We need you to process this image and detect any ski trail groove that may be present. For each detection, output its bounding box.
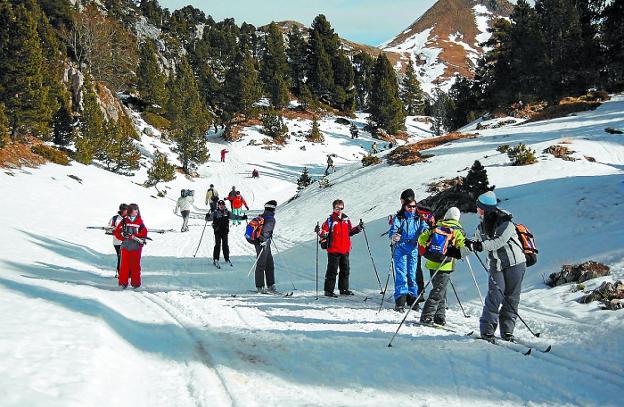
[135,292,239,407]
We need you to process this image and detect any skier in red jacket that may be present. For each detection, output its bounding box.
[113,203,148,288]
[220,148,229,162]
[315,199,364,297]
[227,191,249,225]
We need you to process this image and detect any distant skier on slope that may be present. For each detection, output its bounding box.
[370,142,378,154]
[249,200,278,293]
[387,197,428,311]
[252,168,259,178]
[205,184,219,212]
[210,199,235,268]
[175,189,194,232]
[108,203,128,278]
[465,191,526,343]
[227,190,249,226]
[349,123,359,139]
[114,203,148,289]
[324,154,335,175]
[315,199,364,297]
[220,148,229,162]
[417,207,466,325]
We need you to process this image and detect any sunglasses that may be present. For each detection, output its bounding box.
[407,205,418,209]
[334,207,344,210]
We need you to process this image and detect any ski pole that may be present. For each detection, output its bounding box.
[193,220,209,258]
[473,252,540,337]
[465,257,484,306]
[378,244,395,313]
[315,222,319,300]
[361,221,383,293]
[388,257,448,347]
[271,238,297,291]
[449,278,469,318]
[247,243,266,278]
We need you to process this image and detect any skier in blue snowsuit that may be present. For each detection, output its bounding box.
[388,198,429,312]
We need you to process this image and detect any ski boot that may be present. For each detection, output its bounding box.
[324,291,338,298]
[394,295,407,312]
[340,289,354,296]
[501,332,515,342]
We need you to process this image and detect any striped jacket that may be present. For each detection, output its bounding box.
[474,210,525,272]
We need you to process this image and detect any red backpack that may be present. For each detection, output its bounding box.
[514,223,538,267]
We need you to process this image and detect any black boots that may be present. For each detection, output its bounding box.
[394,294,407,312]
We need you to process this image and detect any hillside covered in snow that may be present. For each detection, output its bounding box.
[1,92,623,406]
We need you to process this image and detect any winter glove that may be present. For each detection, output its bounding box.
[205,212,211,222]
[464,239,473,251]
[473,241,483,252]
[359,219,365,229]
[314,224,321,234]
[260,240,269,247]
[391,233,401,243]
[241,214,248,220]
[446,245,462,259]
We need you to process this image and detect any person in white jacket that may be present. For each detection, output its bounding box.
[175,190,194,232]
[108,203,128,277]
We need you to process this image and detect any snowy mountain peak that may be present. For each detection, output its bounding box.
[381,0,514,94]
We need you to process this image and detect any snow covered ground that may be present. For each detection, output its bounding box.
[1,99,623,406]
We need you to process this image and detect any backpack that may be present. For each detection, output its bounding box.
[319,217,333,250]
[423,226,457,263]
[244,216,265,244]
[514,223,538,267]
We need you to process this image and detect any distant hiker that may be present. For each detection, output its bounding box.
[205,184,219,212]
[252,169,259,178]
[252,200,277,293]
[388,142,394,149]
[388,197,429,311]
[370,142,378,154]
[417,207,466,325]
[228,190,249,226]
[350,123,359,139]
[220,148,229,162]
[315,199,364,297]
[175,189,194,232]
[324,155,335,175]
[113,203,147,289]
[109,203,128,278]
[210,199,234,268]
[467,191,526,343]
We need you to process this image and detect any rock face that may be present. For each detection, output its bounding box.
[546,261,611,287]
[580,281,624,311]
[380,0,514,93]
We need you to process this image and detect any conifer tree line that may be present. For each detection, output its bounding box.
[440,0,624,132]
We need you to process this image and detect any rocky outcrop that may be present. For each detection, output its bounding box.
[546,261,611,287]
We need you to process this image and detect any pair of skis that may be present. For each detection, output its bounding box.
[410,320,552,356]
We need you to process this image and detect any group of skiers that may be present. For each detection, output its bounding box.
[108,203,147,289]
[107,183,527,343]
[311,188,527,343]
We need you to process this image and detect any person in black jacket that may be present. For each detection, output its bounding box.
[255,200,277,293]
[210,200,235,268]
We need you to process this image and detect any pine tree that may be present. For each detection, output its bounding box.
[224,50,262,120]
[400,63,425,115]
[353,51,375,110]
[137,39,168,107]
[166,57,211,173]
[0,2,52,139]
[76,80,105,164]
[602,0,624,86]
[332,52,355,113]
[463,160,490,197]
[52,90,74,146]
[306,115,324,142]
[299,83,317,111]
[369,54,405,134]
[447,76,478,131]
[431,88,448,137]
[286,25,307,95]
[307,21,334,102]
[146,150,176,186]
[0,103,8,148]
[261,107,288,140]
[261,22,290,108]
[100,120,141,174]
[297,167,312,190]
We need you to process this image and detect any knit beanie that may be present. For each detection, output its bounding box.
[400,188,415,202]
[476,191,497,212]
[444,207,461,221]
[264,200,277,210]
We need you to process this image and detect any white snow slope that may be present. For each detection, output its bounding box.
[1,98,623,406]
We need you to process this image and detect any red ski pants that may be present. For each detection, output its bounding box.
[118,249,142,287]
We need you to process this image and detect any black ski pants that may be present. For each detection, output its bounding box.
[324,252,350,293]
[254,242,275,288]
[213,232,229,262]
[114,244,121,274]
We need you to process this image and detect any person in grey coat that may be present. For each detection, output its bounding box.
[254,200,277,293]
[466,191,526,343]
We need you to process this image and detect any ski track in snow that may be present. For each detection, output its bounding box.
[2,99,624,405]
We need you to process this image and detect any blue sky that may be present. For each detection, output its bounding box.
[158,0,441,46]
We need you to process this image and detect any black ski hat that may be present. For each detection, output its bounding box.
[119,203,128,212]
[264,200,277,210]
[400,188,415,202]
